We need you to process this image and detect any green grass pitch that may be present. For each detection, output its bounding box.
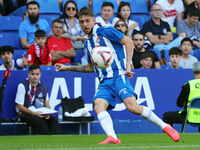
[0,133,200,150]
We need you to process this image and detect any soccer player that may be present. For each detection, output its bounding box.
[55,7,180,144]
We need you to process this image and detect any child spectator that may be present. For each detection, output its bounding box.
[179,38,198,68]
[165,47,183,69]
[140,52,154,69]
[27,30,52,66]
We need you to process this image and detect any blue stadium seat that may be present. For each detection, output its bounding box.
[93,0,118,18]
[0,16,22,32]
[40,66,55,70]
[74,49,85,64]
[34,0,61,21]
[40,16,54,27]
[161,65,168,69]
[122,0,149,14]
[130,15,149,30]
[0,33,22,49]
[194,49,200,61]
[150,49,161,59]
[13,50,27,61]
[62,0,89,11]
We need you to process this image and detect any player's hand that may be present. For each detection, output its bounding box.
[126,64,134,79]
[54,63,69,72]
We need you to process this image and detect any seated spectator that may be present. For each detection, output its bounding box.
[165,47,183,69]
[179,38,198,68]
[131,30,161,69]
[163,61,200,131]
[0,46,28,70]
[47,19,75,66]
[139,52,154,69]
[58,0,86,50]
[15,64,60,135]
[176,9,200,49]
[19,1,50,49]
[27,30,52,66]
[184,0,200,20]
[156,0,184,29]
[95,2,114,27]
[112,2,140,36]
[142,3,183,51]
[114,19,129,36]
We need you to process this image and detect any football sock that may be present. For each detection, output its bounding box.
[141,106,167,130]
[97,111,118,140]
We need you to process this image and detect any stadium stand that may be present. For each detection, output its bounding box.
[34,0,61,21]
[150,49,161,59]
[0,16,22,32]
[194,49,200,61]
[0,33,22,49]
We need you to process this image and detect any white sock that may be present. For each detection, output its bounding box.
[97,111,118,140]
[141,106,167,130]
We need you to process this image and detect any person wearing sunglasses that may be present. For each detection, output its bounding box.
[19,1,50,49]
[58,0,86,46]
[95,2,114,27]
[111,2,140,37]
[114,19,128,36]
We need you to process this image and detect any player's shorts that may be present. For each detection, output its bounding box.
[93,74,137,109]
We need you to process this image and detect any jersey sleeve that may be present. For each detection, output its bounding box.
[19,22,27,38]
[101,27,125,43]
[26,44,35,64]
[15,83,26,105]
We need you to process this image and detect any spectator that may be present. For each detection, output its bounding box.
[156,0,184,29]
[15,64,60,135]
[112,2,140,36]
[163,61,200,131]
[19,1,50,49]
[0,46,28,70]
[95,2,114,27]
[165,47,183,69]
[27,30,52,66]
[183,0,195,6]
[176,9,200,49]
[140,52,154,69]
[184,0,200,20]
[58,0,86,49]
[142,3,183,51]
[114,19,129,36]
[132,30,161,69]
[48,19,75,66]
[179,38,198,68]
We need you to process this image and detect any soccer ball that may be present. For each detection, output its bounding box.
[91,46,114,69]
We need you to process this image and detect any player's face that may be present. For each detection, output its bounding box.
[27,4,40,17]
[119,6,130,19]
[115,21,127,34]
[180,41,193,54]
[52,22,63,36]
[34,37,47,47]
[101,6,114,21]
[28,69,41,85]
[0,51,13,64]
[133,34,145,51]
[151,5,163,19]
[79,15,96,37]
[140,57,153,69]
[65,2,77,18]
[169,54,181,68]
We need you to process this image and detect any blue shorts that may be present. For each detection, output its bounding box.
[93,75,137,110]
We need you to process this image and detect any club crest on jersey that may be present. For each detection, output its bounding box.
[96,37,100,43]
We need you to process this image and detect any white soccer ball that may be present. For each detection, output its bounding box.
[91,46,114,69]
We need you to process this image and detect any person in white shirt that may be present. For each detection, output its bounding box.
[179,38,198,68]
[95,2,114,27]
[156,0,184,29]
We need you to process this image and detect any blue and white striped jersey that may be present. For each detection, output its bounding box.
[85,25,127,81]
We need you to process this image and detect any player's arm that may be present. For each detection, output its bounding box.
[55,63,95,73]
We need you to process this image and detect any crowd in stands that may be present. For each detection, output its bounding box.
[0,0,199,70]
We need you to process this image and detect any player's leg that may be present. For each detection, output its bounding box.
[123,96,180,142]
[94,98,121,144]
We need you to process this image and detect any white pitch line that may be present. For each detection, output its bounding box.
[21,145,200,150]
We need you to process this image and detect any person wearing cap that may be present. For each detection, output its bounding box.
[0,46,28,70]
[163,61,200,131]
